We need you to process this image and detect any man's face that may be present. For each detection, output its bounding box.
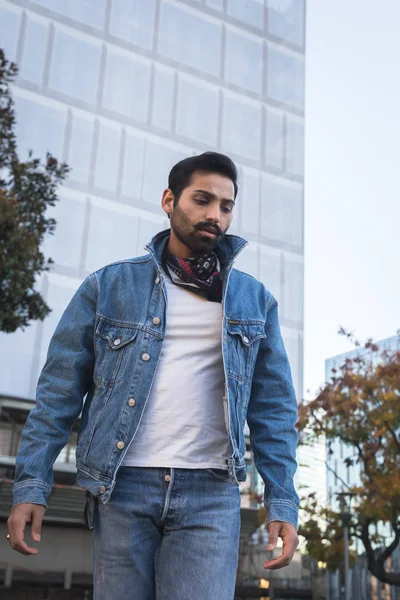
[163,172,235,256]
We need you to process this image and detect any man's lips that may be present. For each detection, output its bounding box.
[198,226,219,238]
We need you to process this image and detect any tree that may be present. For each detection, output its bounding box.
[0,48,69,333]
[298,330,400,587]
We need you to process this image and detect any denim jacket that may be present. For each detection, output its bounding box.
[13,229,299,528]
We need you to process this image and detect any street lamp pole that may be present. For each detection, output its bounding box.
[337,493,354,600]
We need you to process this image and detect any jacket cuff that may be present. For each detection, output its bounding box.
[12,480,51,509]
[265,499,298,529]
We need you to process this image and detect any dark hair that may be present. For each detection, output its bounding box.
[168,152,238,205]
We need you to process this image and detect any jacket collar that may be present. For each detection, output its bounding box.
[145,228,248,272]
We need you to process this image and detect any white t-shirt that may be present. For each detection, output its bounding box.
[122,274,230,469]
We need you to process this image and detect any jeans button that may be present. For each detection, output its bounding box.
[164,474,171,482]
[99,485,106,494]
[116,441,125,450]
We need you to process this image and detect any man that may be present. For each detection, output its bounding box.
[7,152,299,599]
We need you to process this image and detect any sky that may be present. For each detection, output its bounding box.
[304,0,400,397]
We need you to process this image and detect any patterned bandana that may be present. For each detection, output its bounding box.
[163,246,222,303]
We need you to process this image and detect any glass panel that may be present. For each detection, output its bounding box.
[222,93,261,161]
[49,28,102,106]
[19,15,48,85]
[103,49,151,122]
[265,107,284,170]
[283,254,303,322]
[121,130,146,201]
[158,2,222,77]
[205,0,223,10]
[0,4,20,61]
[176,76,219,145]
[32,0,106,30]
[267,45,304,111]
[261,175,303,248]
[142,140,188,206]
[109,0,156,49]
[281,326,301,400]
[68,112,94,184]
[259,245,281,304]
[225,28,263,94]
[0,327,36,399]
[227,0,264,29]
[42,197,86,270]
[267,0,305,48]
[93,122,121,194]
[233,243,258,279]
[286,116,304,177]
[85,203,138,272]
[152,65,175,132]
[14,94,67,160]
[239,168,260,236]
[136,213,166,256]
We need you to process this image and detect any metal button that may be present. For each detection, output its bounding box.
[243,336,249,344]
[164,474,171,482]
[128,398,136,407]
[142,353,150,362]
[152,317,160,325]
[116,441,125,450]
[155,277,160,284]
[114,338,121,346]
[99,485,106,494]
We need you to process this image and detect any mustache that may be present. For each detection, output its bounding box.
[195,223,222,237]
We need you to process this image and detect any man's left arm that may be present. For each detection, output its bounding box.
[247,295,299,568]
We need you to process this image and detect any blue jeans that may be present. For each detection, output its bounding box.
[93,466,241,600]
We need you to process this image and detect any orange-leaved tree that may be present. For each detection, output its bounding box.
[298,331,400,586]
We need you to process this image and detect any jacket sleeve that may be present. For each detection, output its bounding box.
[247,295,299,528]
[13,274,97,508]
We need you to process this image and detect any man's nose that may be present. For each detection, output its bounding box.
[204,204,221,223]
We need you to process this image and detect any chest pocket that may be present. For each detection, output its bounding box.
[94,318,139,388]
[226,320,266,383]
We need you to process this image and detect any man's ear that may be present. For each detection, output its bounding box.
[161,189,174,219]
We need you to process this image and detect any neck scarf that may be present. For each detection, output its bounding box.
[163,246,222,303]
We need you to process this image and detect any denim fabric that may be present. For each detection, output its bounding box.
[13,229,299,527]
[93,466,241,600]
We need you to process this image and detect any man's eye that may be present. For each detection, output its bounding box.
[222,206,232,214]
[195,198,208,205]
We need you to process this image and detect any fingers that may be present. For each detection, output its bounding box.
[7,503,45,556]
[263,521,299,570]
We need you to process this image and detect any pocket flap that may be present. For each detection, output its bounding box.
[96,319,138,349]
[227,321,266,346]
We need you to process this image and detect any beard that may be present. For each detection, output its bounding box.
[170,204,225,256]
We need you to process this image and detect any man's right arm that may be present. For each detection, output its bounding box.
[12,273,98,508]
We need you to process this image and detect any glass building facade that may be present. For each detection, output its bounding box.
[0,0,305,413]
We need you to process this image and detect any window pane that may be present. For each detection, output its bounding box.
[67,112,94,184]
[121,131,146,201]
[158,2,222,77]
[32,0,106,30]
[285,116,304,177]
[0,327,36,399]
[86,203,138,272]
[49,28,102,106]
[93,122,121,194]
[19,15,48,85]
[152,65,175,132]
[136,213,166,256]
[267,46,304,111]
[283,254,303,322]
[265,107,284,170]
[14,94,67,160]
[109,0,156,49]
[259,245,282,304]
[205,0,223,10]
[176,76,219,145]
[233,242,258,279]
[239,168,260,236]
[227,0,264,29]
[103,49,151,122]
[0,4,21,61]
[142,140,188,205]
[222,93,261,161]
[267,0,305,48]
[225,28,263,94]
[281,326,301,400]
[261,175,303,248]
[43,197,86,270]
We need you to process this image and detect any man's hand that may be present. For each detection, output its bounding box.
[263,521,298,570]
[7,503,46,555]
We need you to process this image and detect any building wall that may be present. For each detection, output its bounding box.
[0,0,305,406]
